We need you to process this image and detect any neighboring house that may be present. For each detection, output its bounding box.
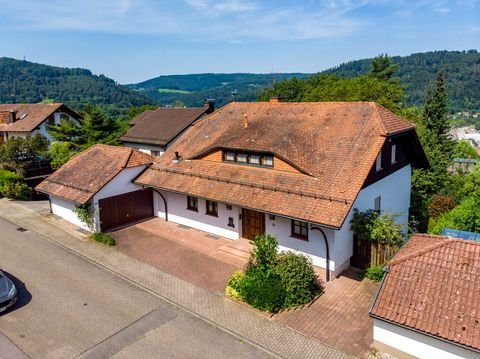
[0,103,81,143]
[120,100,215,156]
[134,100,429,279]
[36,144,154,232]
[370,233,480,359]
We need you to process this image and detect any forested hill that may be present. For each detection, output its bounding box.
[130,50,479,111]
[0,57,154,114]
[324,50,480,112]
[128,73,311,108]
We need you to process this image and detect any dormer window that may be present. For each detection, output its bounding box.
[225,152,235,162]
[263,155,273,167]
[249,154,261,165]
[236,153,248,163]
[222,150,274,168]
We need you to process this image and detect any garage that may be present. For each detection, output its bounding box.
[99,189,154,231]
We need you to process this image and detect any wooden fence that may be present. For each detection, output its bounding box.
[351,236,400,270]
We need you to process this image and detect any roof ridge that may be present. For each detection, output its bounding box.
[388,235,456,266]
[370,102,389,136]
[123,147,135,168]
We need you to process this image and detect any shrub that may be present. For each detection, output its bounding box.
[351,208,405,245]
[0,169,31,199]
[365,265,384,282]
[226,234,323,312]
[90,233,116,246]
[75,204,94,230]
[275,252,323,307]
[246,234,278,273]
[225,270,245,301]
[428,194,456,219]
[1,181,31,200]
[238,269,286,313]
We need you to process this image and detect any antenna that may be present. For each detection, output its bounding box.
[231,89,237,102]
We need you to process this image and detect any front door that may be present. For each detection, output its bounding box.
[242,209,265,241]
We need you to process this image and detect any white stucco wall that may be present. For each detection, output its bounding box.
[155,191,240,239]
[333,165,412,270]
[50,195,91,231]
[90,165,148,232]
[373,319,479,359]
[265,215,335,270]
[123,142,165,156]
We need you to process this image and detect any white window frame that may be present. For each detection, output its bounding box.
[375,151,383,172]
[391,144,397,164]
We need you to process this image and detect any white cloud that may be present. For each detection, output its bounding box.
[433,6,451,14]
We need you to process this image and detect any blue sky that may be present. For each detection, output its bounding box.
[0,0,478,84]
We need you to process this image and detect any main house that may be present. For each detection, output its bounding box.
[0,103,81,143]
[134,100,428,278]
[370,233,480,359]
[120,100,214,156]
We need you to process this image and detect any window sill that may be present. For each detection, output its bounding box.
[205,212,218,218]
[186,208,198,212]
[290,234,308,241]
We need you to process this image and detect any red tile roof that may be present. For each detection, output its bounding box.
[0,103,80,132]
[135,101,420,228]
[120,107,208,146]
[36,144,153,204]
[370,234,480,352]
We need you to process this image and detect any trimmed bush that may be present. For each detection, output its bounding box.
[90,233,116,246]
[365,265,384,282]
[225,270,245,301]
[226,234,323,313]
[238,269,286,313]
[275,252,323,307]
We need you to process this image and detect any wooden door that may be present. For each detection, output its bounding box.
[242,209,265,241]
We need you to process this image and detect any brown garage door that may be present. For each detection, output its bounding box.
[99,189,154,231]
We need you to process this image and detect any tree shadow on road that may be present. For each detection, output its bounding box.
[0,271,32,314]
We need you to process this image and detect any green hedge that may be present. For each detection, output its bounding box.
[0,170,31,200]
[364,265,384,282]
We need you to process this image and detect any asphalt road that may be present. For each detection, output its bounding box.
[0,216,269,359]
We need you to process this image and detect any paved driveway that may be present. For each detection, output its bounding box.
[112,218,379,358]
[0,216,269,359]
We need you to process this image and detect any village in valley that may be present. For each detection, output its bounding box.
[0,2,479,359]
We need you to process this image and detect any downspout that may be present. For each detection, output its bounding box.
[310,226,331,282]
[142,186,168,222]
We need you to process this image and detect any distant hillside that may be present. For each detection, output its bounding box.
[0,57,154,114]
[131,50,480,112]
[128,73,311,108]
[324,50,480,112]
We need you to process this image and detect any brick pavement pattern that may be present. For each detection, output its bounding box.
[0,199,353,359]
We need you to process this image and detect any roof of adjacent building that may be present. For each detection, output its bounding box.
[120,107,209,146]
[135,101,425,228]
[36,144,153,204]
[0,103,80,132]
[370,233,480,352]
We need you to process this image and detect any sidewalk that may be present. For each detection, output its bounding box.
[0,199,353,359]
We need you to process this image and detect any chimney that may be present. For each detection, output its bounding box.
[204,99,215,114]
[269,97,284,103]
[243,114,249,128]
[9,111,16,123]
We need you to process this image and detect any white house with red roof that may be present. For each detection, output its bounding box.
[134,100,429,279]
